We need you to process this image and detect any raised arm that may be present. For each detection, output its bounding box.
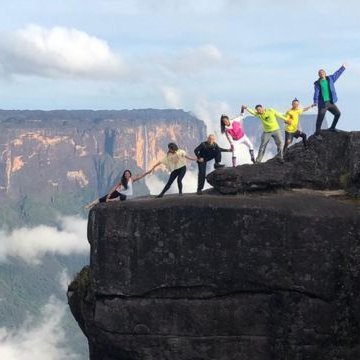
[331,64,346,82]
[243,106,257,117]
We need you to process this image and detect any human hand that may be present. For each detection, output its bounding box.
[197,157,204,163]
[342,63,348,68]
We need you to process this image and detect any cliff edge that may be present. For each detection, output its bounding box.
[68,131,360,360]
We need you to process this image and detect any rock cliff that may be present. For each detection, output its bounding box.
[207,131,360,196]
[68,130,360,360]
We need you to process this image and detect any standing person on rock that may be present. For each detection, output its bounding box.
[243,105,288,163]
[84,169,151,209]
[313,64,347,140]
[220,106,256,166]
[150,142,198,198]
[283,98,314,154]
[194,134,231,195]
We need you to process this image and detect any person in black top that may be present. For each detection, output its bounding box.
[194,134,231,194]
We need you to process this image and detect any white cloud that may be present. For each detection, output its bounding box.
[57,268,72,292]
[193,97,231,135]
[0,25,127,80]
[0,296,80,360]
[165,44,224,74]
[0,216,88,265]
[160,86,182,108]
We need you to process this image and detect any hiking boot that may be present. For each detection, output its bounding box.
[214,162,225,169]
[196,190,203,195]
[314,134,323,140]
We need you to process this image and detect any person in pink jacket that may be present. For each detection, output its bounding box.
[220,106,255,166]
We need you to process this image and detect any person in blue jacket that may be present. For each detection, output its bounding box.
[313,64,346,140]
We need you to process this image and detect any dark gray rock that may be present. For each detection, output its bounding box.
[68,193,360,360]
[207,131,360,195]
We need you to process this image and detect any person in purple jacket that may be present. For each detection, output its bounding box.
[313,64,347,140]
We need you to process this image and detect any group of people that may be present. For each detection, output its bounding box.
[85,64,346,206]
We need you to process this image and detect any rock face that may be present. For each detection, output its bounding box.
[207,131,360,195]
[68,193,360,360]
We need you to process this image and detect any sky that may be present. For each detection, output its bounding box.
[0,0,358,131]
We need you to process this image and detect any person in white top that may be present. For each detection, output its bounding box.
[220,106,255,166]
[84,169,150,209]
[150,142,198,198]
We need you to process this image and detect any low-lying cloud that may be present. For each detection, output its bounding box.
[0,216,88,265]
[0,25,127,80]
[0,296,81,360]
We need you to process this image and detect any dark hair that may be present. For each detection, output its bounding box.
[255,104,263,110]
[220,114,229,134]
[292,98,299,103]
[167,142,179,152]
[121,169,132,190]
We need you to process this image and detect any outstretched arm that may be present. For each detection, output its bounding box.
[185,155,198,161]
[302,104,315,112]
[150,162,161,173]
[132,170,152,183]
[273,109,288,121]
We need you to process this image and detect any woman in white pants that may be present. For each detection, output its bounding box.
[220,107,255,166]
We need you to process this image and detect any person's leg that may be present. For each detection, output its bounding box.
[118,193,127,201]
[327,103,341,130]
[177,166,187,194]
[272,130,284,160]
[295,130,308,148]
[197,161,207,192]
[256,132,271,163]
[315,106,327,136]
[157,169,179,197]
[283,132,292,154]
[240,135,255,163]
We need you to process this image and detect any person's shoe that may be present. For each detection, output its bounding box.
[156,194,164,198]
[314,134,323,140]
[328,127,340,133]
[277,158,285,164]
[179,193,183,196]
[214,162,225,169]
[196,190,203,195]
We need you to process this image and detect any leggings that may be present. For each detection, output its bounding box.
[315,102,341,135]
[159,166,187,196]
[99,190,127,202]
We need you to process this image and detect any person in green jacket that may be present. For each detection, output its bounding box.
[243,105,289,163]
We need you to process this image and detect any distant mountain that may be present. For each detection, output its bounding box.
[0,109,206,227]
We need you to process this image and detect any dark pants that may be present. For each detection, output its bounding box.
[159,166,186,195]
[99,190,126,202]
[315,102,341,135]
[197,152,221,191]
[284,131,307,152]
